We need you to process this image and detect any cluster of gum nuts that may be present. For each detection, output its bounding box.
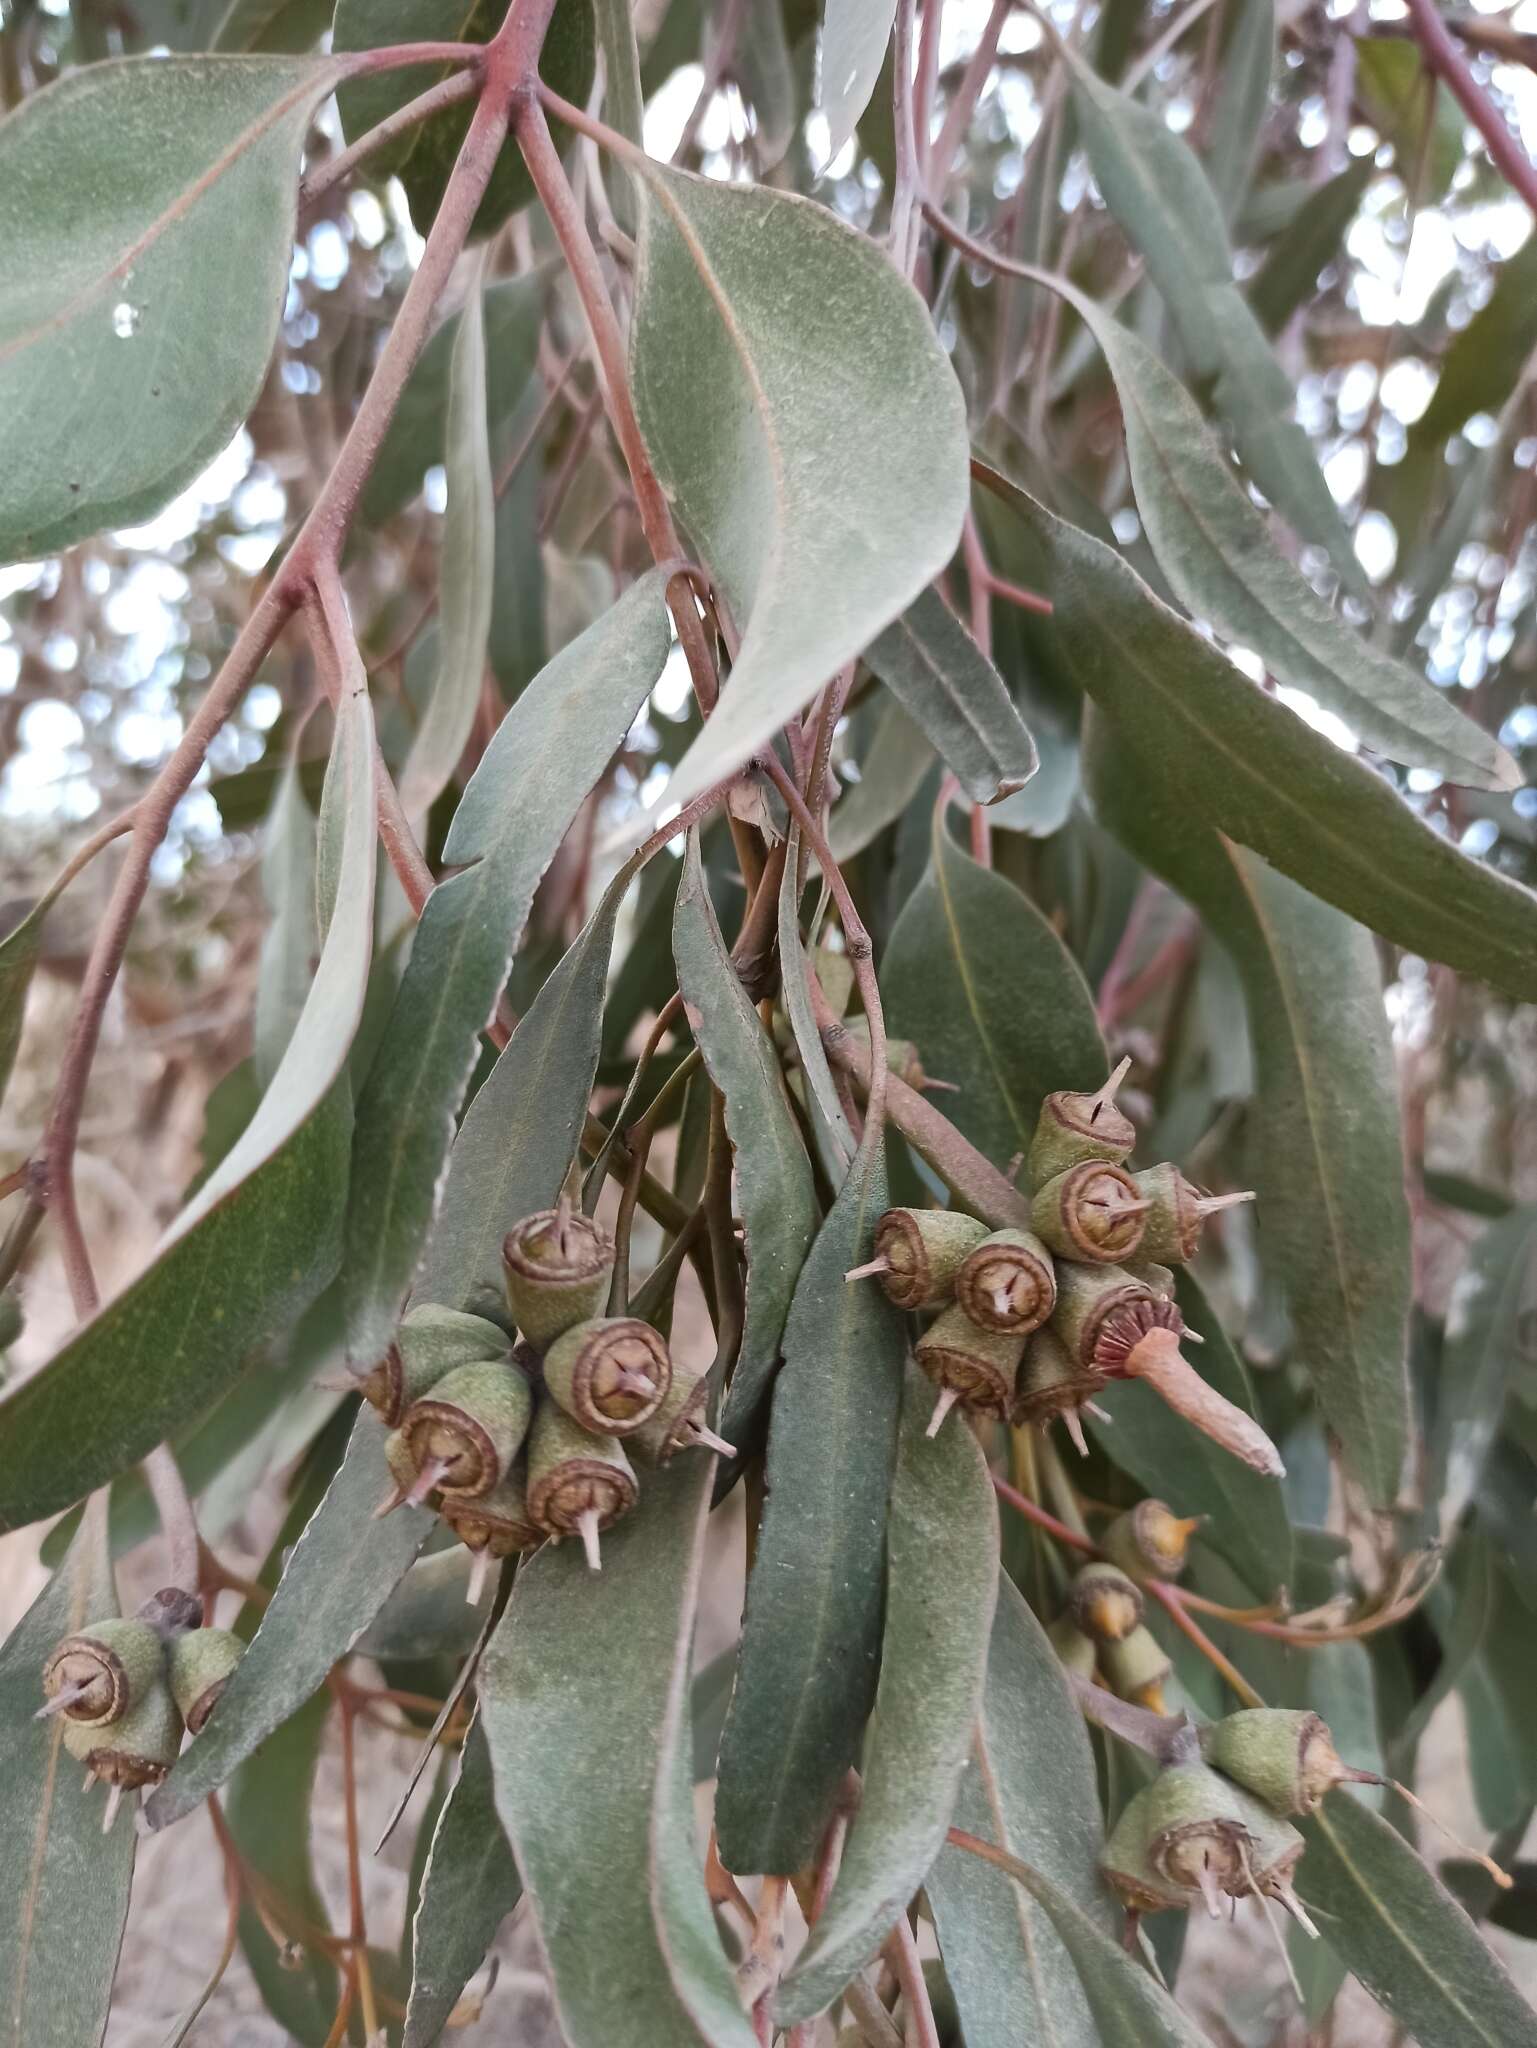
[360,1195,733,1596]
[1050,1501,1201,1717]
[36,1588,245,1830]
[848,1060,1282,1475]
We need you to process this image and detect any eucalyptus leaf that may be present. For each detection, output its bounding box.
[673,832,820,1441]
[777,1362,999,2021]
[358,1549,492,1660]
[926,1579,1112,2048]
[1298,1791,1537,2047]
[1019,288,1518,789]
[777,829,857,1171]
[334,0,594,239]
[0,53,341,562]
[1355,38,1464,203]
[342,573,669,1369]
[1004,480,1537,1002]
[212,0,331,50]
[1432,1206,1537,1535]
[399,264,495,821]
[0,1520,134,2048]
[883,808,1105,1173]
[254,753,317,1088]
[818,0,897,160]
[403,1709,520,2048]
[482,1456,756,2048]
[715,1137,905,1874]
[829,696,936,862]
[0,678,377,1533]
[0,903,43,1117]
[594,0,644,231]
[1202,0,1272,221]
[1411,234,1537,452]
[863,588,1037,805]
[1085,711,1411,1505]
[630,163,969,815]
[1249,158,1373,336]
[146,1410,434,1824]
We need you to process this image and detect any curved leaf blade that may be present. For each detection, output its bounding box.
[714,1138,906,1874]
[341,574,670,1367]
[777,1363,999,2021]
[1006,481,1537,1002]
[818,0,897,158]
[0,1523,134,2048]
[1431,1206,1537,1535]
[482,1457,756,2048]
[0,680,377,1532]
[0,54,340,563]
[146,1409,433,1824]
[925,1578,1111,2048]
[1298,1793,1537,2048]
[0,903,44,1117]
[884,809,1106,1172]
[630,165,969,814]
[403,1709,520,2048]
[673,834,820,1441]
[1086,711,1411,1505]
[863,588,1037,806]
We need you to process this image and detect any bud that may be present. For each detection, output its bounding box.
[542,1317,671,1436]
[527,1402,639,1571]
[39,1617,162,1727]
[847,1207,988,1310]
[167,1627,245,1735]
[1104,1499,1202,1583]
[1201,1708,1349,1818]
[914,1304,1025,1435]
[359,1305,512,1425]
[954,1228,1056,1335]
[1031,1161,1148,1266]
[502,1200,615,1348]
[1133,1164,1254,1266]
[629,1367,736,1466]
[1069,1562,1143,1644]
[1101,1623,1173,1713]
[1047,1615,1098,1681]
[400,1359,534,1501]
[1027,1058,1135,1185]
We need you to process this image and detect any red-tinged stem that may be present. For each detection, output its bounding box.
[986,571,1054,618]
[930,0,1012,194]
[883,1912,942,2048]
[1401,0,1537,216]
[1145,1577,1267,1709]
[334,41,485,78]
[993,1473,1097,1554]
[299,67,481,218]
[512,95,720,714]
[890,0,923,272]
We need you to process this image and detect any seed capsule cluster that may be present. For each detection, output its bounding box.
[363,1197,732,1589]
[37,1600,243,1831]
[849,1061,1278,1472]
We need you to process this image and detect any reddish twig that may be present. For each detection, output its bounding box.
[299,66,482,219]
[1401,0,1537,215]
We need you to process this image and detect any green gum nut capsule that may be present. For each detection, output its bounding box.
[168,1628,245,1735]
[1069,1561,1143,1644]
[502,1202,615,1349]
[1031,1160,1149,1266]
[527,1401,638,1572]
[954,1228,1056,1335]
[1231,1790,1315,1931]
[914,1303,1025,1435]
[630,1367,736,1467]
[1048,1615,1098,1681]
[542,1316,671,1436]
[1051,1264,1153,1372]
[1102,1623,1174,1713]
[40,1617,163,1727]
[1133,1164,1255,1266]
[360,1305,512,1425]
[1101,1783,1197,1914]
[852,1207,988,1311]
[1124,1256,1176,1298]
[1027,1060,1136,1185]
[1010,1326,1106,1431]
[1143,1761,1261,1915]
[65,1676,183,1826]
[842,1017,929,1089]
[442,1460,544,1604]
[1201,1708,1349,1817]
[1104,1499,1203,1584]
[402,1359,533,1501]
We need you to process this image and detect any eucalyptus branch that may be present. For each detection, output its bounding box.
[1063,1675,1200,1763]
[299,67,482,220]
[1401,0,1537,217]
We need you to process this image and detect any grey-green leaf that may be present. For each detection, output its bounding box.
[415,869,629,1327]
[673,833,820,1440]
[1297,1792,1537,2048]
[1249,159,1373,336]
[863,588,1037,806]
[1089,1271,1292,1598]
[1202,0,1272,220]
[403,1709,520,2048]
[630,163,969,815]
[1034,285,1517,790]
[0,903,43,1116]
[1060,44,1359,583]
[399,265,495,821]
[883,808,1105,1174]
[482,1457,756,2048]
[925,1579,1112,2048]
[714,1137,906,1874]
[341,573,670,1368]
[0,54,340,563]
[0,1520,133,2048]
[254,754,318,1088]
[1004,481,1537,1002]
[0,679,376,1532]
[776,1362,999,2022]
[146,1410,433,1824]
[818,0,897,159]
[1085,711,1411,1505]
[1432,1206,1537,1537]
[828,696,935,862]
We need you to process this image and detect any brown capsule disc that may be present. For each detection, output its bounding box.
[1010,1328,1107,1427]
[503,1202,615,1346]
[358,1345,405,1423]
[529,1459,638,1540]
[869,1208,986,1311]
[402,1410,501,1498]
[41,1642,127,1726]
[1033,1160,1148,1265]
[955,1229,1056,1334]
[914,1307,1024,1420]
[544,1318,671,1435]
